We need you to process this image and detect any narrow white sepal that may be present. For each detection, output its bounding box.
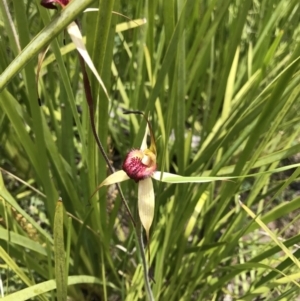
[67,22,110,99]
[138,178,155,240]
[140,125,149,151]
[90,170,129,200]
[100,170,130,187]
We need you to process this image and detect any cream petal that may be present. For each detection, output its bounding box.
[100,170,130,187]
[67,21,110,101]
[140,125,149,151]
[138,178,154,240]
[90,170,129,200]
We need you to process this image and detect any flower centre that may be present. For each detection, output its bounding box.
[122,149,156,182]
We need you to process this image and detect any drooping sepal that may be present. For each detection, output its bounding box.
[138,178,155,242]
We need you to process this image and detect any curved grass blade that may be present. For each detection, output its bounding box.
[54,199,67,301]
[0,275,119,301]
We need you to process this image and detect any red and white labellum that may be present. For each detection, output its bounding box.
[122,149,156,182]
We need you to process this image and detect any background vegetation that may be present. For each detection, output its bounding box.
[1,0,300,300]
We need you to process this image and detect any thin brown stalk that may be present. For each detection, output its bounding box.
[77,52,135,226]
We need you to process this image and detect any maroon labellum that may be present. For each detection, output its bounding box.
[122,149,157,182]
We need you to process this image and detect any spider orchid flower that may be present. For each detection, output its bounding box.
[97,116,229,240]
[99,123,157,241]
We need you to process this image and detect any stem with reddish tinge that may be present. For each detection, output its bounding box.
[77,31,154,300]
[77,52,135,226]
[137,221,155,301]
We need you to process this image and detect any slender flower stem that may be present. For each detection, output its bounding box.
[137,221,155,301]
[77,23,154,301]
[78,52,135,226]
[77,22,153,300]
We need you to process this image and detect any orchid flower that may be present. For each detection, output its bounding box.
[40,0,69,10]
[97,112,229,241]
[99,118,157,241]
